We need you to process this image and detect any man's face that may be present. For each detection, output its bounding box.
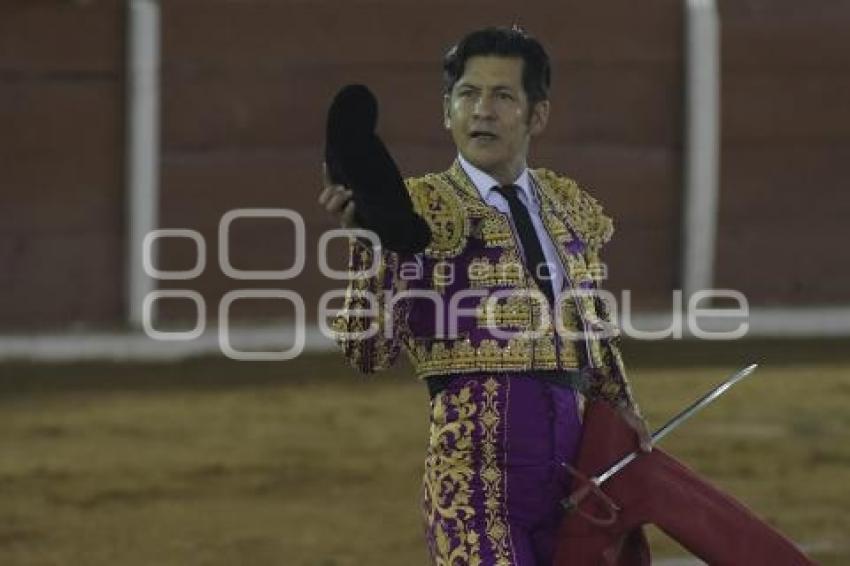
[444,55,549,183]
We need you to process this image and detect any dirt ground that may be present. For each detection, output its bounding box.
[0,341,848,565]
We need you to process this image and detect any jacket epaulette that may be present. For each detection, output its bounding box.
[531,167,614,249]
[404,173,470,258]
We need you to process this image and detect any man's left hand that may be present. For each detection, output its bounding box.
[617,406,653,452]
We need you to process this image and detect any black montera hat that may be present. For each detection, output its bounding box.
[325,84,432,254]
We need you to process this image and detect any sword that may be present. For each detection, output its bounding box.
[595,363,759,487]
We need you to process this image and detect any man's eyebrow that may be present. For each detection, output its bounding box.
[455,83,516,92]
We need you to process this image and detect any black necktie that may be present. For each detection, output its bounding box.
[493,184,554,305]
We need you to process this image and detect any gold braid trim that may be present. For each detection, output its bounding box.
[480,378,511,564]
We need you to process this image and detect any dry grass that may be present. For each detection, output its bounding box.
[0,350,848,565]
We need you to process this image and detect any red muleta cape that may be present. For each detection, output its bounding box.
[555,401,816,565]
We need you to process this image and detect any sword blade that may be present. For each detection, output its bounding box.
[594,363,759,486]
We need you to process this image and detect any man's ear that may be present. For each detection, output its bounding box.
[442,94,451,130]
[528,99,550,136]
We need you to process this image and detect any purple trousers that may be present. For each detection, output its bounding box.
[422,373,584,565]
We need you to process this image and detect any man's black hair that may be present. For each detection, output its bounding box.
[442,26,551,106]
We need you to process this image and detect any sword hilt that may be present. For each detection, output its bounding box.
[560,463,620,527]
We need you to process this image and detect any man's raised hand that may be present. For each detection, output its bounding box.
[319,162,358,229]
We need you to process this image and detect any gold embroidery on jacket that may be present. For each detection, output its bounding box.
[467,258,491,288]
[480,215,513,248]
[496,252,524,286]
[409,334,580,379]
[467,250,524,289]
[445,161,519,251]
[475,294,543,329]
[333,241,409,372]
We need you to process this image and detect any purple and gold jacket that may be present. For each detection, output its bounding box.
[332,160,639,410]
